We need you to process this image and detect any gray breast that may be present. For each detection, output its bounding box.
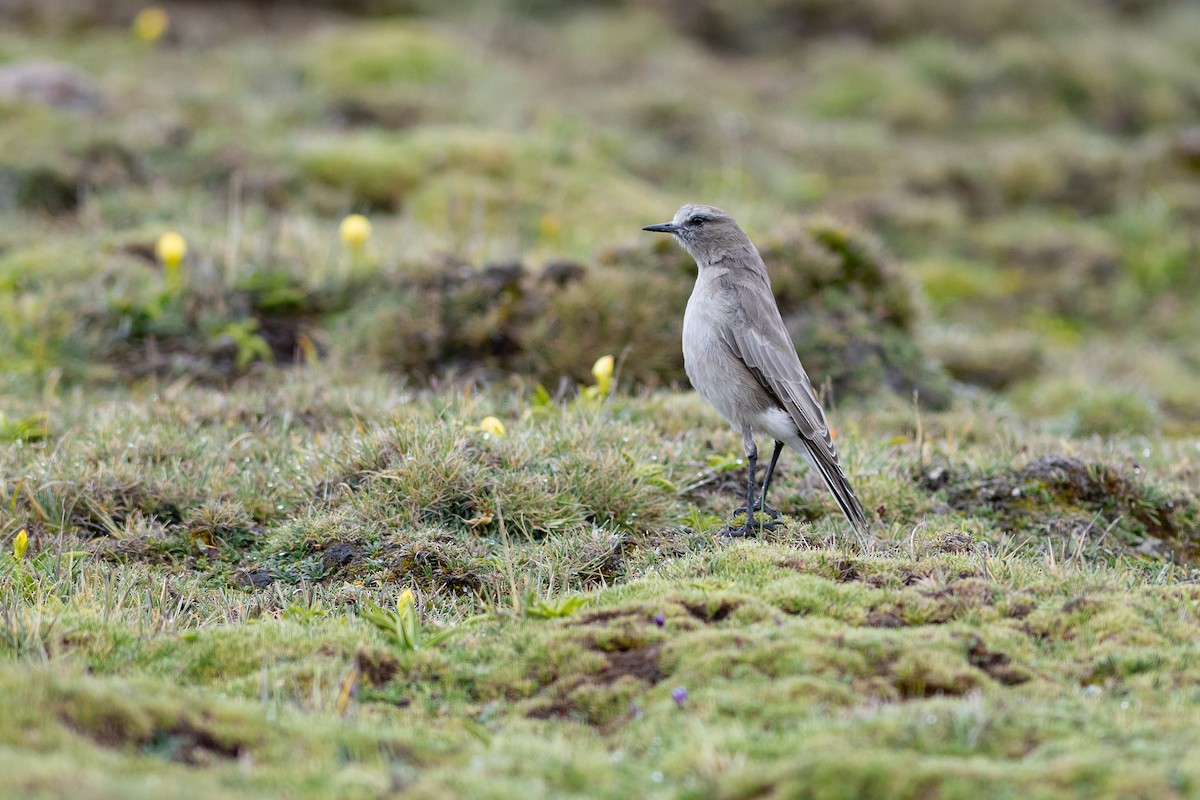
[682,290,774,429]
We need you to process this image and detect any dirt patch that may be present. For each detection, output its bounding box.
[966,635,1032,686]
[71,478,185,536]
[865,576,1000,628]
[525,638,664,727]
[595,643,664,686]
[569,607,643,627]
[931,531,977,554]
[832,558,860,582]
[928,577,998,610]
[94,268,336,385]
[865,609,905,628]
[318,540,482,593]
[893,661,981,699]
[525,698,579,721]
[62,707,248,765]
[922,455,1199,561]
[1002,596,1035,620]
[682,598,739,623]
[401,548,482,593]
[1061,595,1100,614]
[140,718,244,765]
[572,535,630,586]
[356,647,400,687]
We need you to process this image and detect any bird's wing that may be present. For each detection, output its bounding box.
[717,282,870,532]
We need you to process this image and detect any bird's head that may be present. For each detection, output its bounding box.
[642,203,749,264]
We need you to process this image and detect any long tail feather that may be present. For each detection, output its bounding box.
[803,442,870,533]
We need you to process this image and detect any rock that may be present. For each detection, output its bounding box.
[0,60,102,112]
[322,541,363,572]
[230,569,274,589]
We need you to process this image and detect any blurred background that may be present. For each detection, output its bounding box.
[2,0,1199,436]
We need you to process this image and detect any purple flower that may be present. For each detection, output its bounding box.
[653,613,665,628]
[671,686,687,708]
[630,702,643,719]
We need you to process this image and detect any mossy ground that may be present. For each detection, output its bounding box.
[3,1,1200,798]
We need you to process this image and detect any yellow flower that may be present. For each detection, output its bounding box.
[155,231,187,267]
[132,6,169,43]
[156,231,187,293]
[13,529,28,560]
[537,213,561,241]
[339,214,372,250]
[591,354,614,396]
[479,416,506,437]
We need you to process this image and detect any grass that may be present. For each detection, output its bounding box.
[2,0,1200,796]
[3,378,1200,797]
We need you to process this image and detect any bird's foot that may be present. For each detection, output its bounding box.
[721,508,781,537]
[752,502,782,521]
[720,522,758,538]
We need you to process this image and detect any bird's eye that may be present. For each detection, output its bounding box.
[688,215,707,226]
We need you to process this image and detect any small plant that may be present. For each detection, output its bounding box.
[339,214,372,254]
[581,354,615,402]
[478,416,506,437]
[282,603,327,622]
[525,384,557,420]
[235,269,310,313]
[523,587,590,619]
[155,231,187,295]
[11,529,28,561]
[3,533,87,605]
[706,452,745,473]
[214,319,273,369]
[339,213,373,276]
[0,412,49,443]
[360,589,457,651]
[622,450,678,493]
[680,507,724,533]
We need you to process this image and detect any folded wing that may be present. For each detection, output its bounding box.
[718,289,870,533]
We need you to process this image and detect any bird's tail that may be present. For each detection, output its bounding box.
[803,442,870,534]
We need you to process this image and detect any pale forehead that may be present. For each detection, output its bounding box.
[672,203,725,224]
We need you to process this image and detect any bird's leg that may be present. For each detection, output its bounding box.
[724,430,778,537]
[754,440,784,521]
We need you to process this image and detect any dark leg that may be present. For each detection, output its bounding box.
[724,440,757,537]
[723,429,778,537]
[755,440,784,520]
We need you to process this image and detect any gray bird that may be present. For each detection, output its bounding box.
[643,204,870,536]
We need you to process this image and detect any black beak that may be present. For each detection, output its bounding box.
[642,222,677,233]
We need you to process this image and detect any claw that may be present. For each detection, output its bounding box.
[726,506,782,527]
[752,502,782,521]
[720,523,757,538]
[722,509,781,537]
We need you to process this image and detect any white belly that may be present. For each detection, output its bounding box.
[756,407,799,442]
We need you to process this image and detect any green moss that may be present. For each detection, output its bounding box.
[303,22,481,126]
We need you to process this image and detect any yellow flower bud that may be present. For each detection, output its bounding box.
[155,231,187,268]
[156,231,187,293]
[13,529,28,560]
[591,354,614,396]
[537,213,561,241]
[339,214,372,250]
[132,6,169,43]
[479,416,506,437]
